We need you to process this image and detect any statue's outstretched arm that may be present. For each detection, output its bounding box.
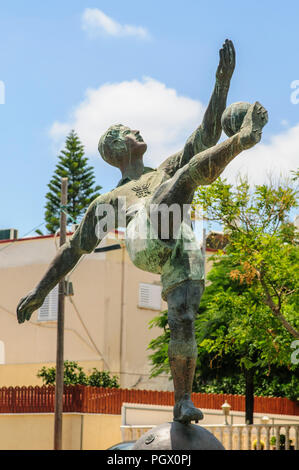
[145,102,268,213]
[175,102,268,192]
[169,40,236,172]
[200,39,235,148]
[17,195,110,323]
[16,242,83,324]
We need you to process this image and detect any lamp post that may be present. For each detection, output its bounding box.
[221,400,231,425]
[261,415,270,425]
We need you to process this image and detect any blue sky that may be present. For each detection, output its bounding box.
[0,0,298,237]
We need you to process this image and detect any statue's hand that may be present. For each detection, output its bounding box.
[216,39,235,85]
[240,101,268,149]
[17,289,45,324]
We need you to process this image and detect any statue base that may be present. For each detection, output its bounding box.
[132,421,225,450]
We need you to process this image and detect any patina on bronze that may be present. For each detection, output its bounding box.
[132,422,225,450]
[17,40,268,434]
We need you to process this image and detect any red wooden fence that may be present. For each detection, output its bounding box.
[0,385,297,416]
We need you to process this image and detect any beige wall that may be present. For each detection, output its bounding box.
[82,414,122,450]
[0,406,297,450]
[0,232,214,390]
[0,413,121,450]
[0,233,169,390]
[0,361,104,387]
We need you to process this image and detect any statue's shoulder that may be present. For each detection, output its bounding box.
[95,191,114,203]
[86,192,115,214]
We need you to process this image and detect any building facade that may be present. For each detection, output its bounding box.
[0,230,215,390]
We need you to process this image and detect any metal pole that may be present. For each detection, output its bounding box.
[202,226,206,281]
[119,243,125,384]
[54,177,68,450]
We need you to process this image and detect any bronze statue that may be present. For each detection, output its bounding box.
[17,39,268,425]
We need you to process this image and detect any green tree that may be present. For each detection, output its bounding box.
[193,176,299,339]
[193,252,298,423]
[44,130,102,233]
[88,369,120,388]
[37,360,119,388]
[37,361,88,385]
[148,175,299,423]
[148,254,299,423]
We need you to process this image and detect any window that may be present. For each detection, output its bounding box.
[38,284,59,321]
[138,283,162,310]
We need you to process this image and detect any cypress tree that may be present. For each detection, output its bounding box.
[44,130,102,233]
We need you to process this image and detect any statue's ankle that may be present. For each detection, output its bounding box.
[173,395,204,424]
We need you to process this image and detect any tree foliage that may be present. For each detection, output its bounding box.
[148,175,299,401]
[37,361,119,388]
[44,130,102,233]
[148,254,299,400]
[193,176,299,339]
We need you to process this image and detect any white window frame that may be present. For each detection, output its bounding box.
[38,284,59,321]
[138,283,162,311]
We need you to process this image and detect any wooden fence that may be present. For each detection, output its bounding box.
[0,385,298,416]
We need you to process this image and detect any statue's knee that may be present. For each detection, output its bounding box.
[168,309,195,332]
[181,310,195,326]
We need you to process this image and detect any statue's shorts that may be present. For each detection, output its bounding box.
[125,204,204,300]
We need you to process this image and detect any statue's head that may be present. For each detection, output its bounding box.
[98,124,147,169]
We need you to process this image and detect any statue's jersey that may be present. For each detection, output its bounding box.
[125,203,204,300]
[70,125,208,298]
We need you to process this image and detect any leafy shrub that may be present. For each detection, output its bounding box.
[37,361,119,388]
[88,369,119,388]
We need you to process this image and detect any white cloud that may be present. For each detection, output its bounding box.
[49,77,205,167]
[221,123,299,185]
[49,77,298,185]
[81,8,150,40]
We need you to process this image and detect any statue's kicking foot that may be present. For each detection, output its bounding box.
[173,394,204,424]
[240,101,268,149]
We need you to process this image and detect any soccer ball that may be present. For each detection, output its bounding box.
[221,101,251,137]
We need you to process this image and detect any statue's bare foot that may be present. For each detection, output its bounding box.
[173,394,204,424]
[17,290,44,324]
[240,101,268,149]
